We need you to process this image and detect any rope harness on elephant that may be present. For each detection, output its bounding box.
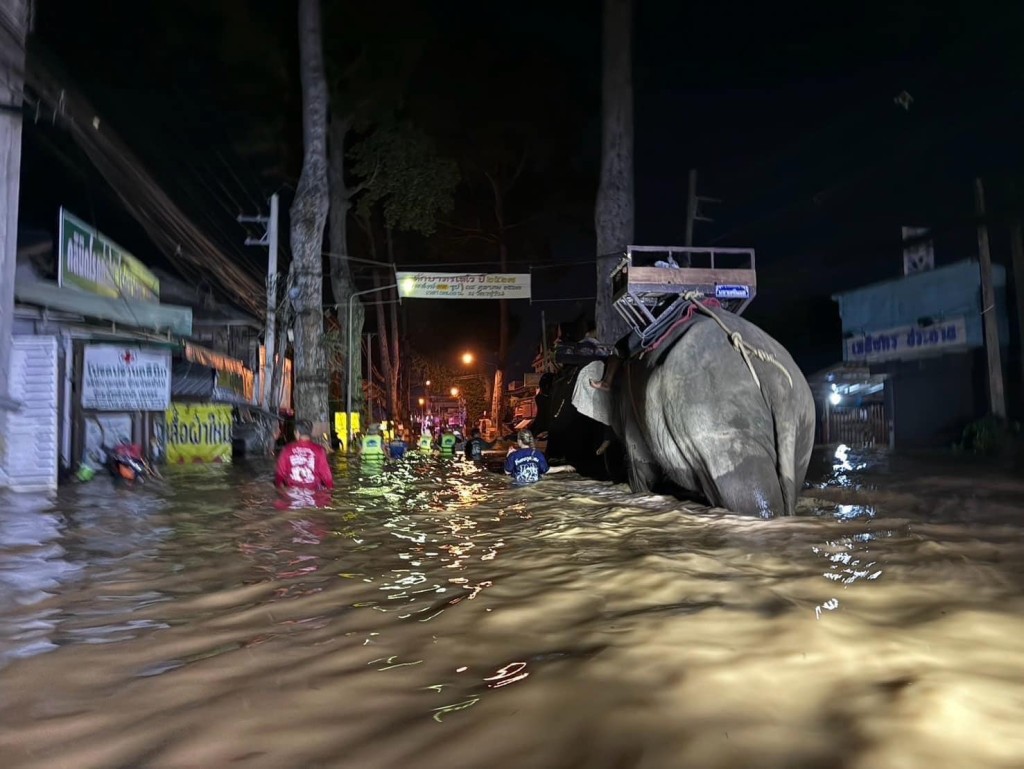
[677,290,794,392]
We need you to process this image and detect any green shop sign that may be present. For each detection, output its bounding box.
[58,207,160,303]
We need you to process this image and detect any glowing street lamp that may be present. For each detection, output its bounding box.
[461,352,474,366]
[450,386,459,398]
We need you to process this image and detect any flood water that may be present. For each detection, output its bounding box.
[1,446,1023,769]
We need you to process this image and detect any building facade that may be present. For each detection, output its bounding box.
[826,259,1010,449]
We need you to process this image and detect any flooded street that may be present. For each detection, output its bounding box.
[1,448,1023,769]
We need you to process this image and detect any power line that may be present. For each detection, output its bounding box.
[23,46,267,318]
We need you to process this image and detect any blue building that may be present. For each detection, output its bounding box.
[822,260,1010,449]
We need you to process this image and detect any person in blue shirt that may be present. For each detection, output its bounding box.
[464,428,493,462]
[503,429,549,484]
[388,433,408,459]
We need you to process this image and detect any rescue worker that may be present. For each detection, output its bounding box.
[439,427,457,456]
[417,432,435,453]
[275,420,334,490]
[360,423,386,460]
[503,429,549,484]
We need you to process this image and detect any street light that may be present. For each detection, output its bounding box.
[346,284,398,452]
[450,386,459,397]
[461,352,474,366]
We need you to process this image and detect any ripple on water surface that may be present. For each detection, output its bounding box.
[0,450,1023,769]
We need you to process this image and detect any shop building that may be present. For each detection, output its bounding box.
[821,258,1010,449]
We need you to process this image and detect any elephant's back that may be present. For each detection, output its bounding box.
[649,309,813,421]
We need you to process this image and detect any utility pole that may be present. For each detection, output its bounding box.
[1010,217,1024,407]
[364,331,376,428]
[0,0,29,482]
[238,193,279,411]
[684,168,719,250]
[974,178,1006,419]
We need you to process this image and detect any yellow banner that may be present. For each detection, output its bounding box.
[166,403,233,463]
[334,411,361,445]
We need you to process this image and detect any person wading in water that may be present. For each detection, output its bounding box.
[275,420,334,491]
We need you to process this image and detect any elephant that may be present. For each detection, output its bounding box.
[550,307,816,518]
[536,369,627,484]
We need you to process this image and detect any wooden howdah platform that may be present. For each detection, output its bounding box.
[610,245,757,343]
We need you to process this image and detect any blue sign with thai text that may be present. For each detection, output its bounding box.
[845,317,968,362]
[715,284,751,299]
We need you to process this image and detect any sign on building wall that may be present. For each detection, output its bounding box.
[396,272,531,300]
[166,404,233,463]
[59,207,160,302]
[901,226,934,276]
[1,337,59,492]
[334,411,361,446]
[845,316,968,363]
[82,345,171,411]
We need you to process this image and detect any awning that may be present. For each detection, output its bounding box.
[181,342,255,403]
[15,278,192,337]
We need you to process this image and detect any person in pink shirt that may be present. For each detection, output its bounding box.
[275,420,334,491]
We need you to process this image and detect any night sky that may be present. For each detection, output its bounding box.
[18,0,1024,376]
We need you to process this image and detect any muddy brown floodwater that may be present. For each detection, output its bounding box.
[1,446,1023,769]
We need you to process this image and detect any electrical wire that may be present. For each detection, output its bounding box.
[23,47,268,318]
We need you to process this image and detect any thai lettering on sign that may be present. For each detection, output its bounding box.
[396,272,531,300]
[845,317,968,363]
[166,404,233,463]
[81,345,171,411]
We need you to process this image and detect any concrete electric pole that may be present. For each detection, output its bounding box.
[238,193,279,411]
[974,178,1006,419]
[1011,218,1024,408]
[684,169,720,249]
[0,0,29,430]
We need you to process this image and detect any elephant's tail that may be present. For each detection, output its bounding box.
[775,417,799,517]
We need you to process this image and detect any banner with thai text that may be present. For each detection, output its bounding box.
[59,208,160,302]
[844,316,968,363]
[165,403,233,463]
[82,345,171,411]
[396,272,531,300]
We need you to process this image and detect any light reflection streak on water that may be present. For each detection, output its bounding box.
[0,451,1023,769]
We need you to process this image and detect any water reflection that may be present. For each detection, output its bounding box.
[0,450,1021,769]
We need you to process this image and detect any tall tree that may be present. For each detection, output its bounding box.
[322,0,431,432]
[595,0,634,341]
[327,113,364,423]
[290,0,331,436]
[349,120,458,423]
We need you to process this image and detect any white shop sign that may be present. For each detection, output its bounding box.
[845,316,968,363]
[82,345,171,411]
[396,271,532,300]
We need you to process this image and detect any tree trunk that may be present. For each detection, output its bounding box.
[385,227,401,422]
[289,0,331,437]
[484,173,512,428]
[328,115,364,422]
[493,243,509,425]
[372,265,391,422]
[594,0,634,342]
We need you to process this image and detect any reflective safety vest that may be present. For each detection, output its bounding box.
[440,433,456,454]
[418,434,434,451]
[361,434,385,458]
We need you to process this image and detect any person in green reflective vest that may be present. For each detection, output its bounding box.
[418,432,435,452]
[439,427,457,456]
[360,423,386,459]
